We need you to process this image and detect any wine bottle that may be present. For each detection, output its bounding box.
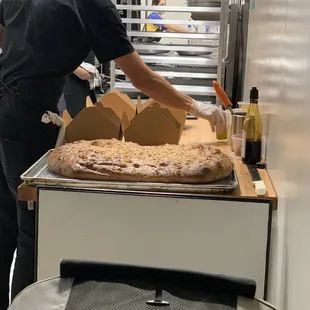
[242,87,262,164]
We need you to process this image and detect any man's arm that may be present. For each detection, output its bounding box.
[115,51,226,131]
[73,66,93,80]
[163,24,189,33]
[148,13,189,33]
[115,51,192,112]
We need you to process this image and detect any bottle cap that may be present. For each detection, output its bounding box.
[250,87,259,100]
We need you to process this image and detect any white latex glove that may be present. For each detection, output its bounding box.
[190,100,226,133]
[80,62,100,89]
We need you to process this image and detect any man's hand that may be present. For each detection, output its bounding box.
[190,101,226,133]
[73,67,94,80]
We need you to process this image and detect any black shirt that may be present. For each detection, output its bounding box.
[0,0,134,109]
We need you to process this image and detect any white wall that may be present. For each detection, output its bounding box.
[244,0,310,309]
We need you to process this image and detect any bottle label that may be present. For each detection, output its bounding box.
[241,130,246,159]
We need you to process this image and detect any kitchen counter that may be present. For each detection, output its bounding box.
[18,119,277,209]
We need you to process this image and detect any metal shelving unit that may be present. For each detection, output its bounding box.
[109,0,236,103]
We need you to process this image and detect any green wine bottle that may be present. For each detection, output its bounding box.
[242,87,262,164]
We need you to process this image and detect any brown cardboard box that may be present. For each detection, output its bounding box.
[64,91,135,143]
[123,98,187,146]
[63,91,186,145]
[98,91,136,121]
[62,96,94,127]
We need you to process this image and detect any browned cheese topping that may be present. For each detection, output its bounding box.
[48,139,233,184]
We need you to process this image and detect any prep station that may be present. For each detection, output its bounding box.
[19,119,276,299]
[17,0,277,303]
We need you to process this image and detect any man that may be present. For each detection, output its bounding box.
[146,0,189,37]
[0,0,225,309]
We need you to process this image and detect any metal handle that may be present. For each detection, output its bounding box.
[121,18,220,26]
[116,5,221,13]
[128,31,219,40]
[224,3,239,101]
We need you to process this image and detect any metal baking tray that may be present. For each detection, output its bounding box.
[138,49,170,55]
[21,150,238,194]
[177,51,212,56]
[135,42,170,55]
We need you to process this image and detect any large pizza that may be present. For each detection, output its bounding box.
[48,139,233,184]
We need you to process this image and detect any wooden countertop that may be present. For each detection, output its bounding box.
[18,119,277,209]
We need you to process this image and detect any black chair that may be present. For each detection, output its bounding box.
[8,260,277,310]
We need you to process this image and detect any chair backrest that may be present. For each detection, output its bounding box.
[8,260,277,310]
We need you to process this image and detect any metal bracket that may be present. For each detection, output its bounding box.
[222,57,231,65]
[27,201,34,211]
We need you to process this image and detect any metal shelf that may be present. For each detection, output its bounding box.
[128,31,219,40]
[140,55,218,67]
[108,1,231,100]
[122,18,220,26]
[133,44,218,52]
[115,70,217,79]
[116,5,221,13]
[114,82,216,96]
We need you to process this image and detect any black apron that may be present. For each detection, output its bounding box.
[63,52,97,119]
[63,75,97,118]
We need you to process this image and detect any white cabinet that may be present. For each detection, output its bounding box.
[36,188,272,298]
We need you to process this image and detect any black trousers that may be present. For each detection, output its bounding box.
[0,89,58,310]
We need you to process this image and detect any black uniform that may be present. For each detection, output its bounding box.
[0,0,134,309]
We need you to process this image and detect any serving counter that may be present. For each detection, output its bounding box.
[18,119,277,299]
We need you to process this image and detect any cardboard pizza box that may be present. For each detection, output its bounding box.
[64,91,136,143]
[98,90,136,122]
[123,97,187,146]
[62,96,94,127]
[65,102,122,143]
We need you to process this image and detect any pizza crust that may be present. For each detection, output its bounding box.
[48,139,233,184]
